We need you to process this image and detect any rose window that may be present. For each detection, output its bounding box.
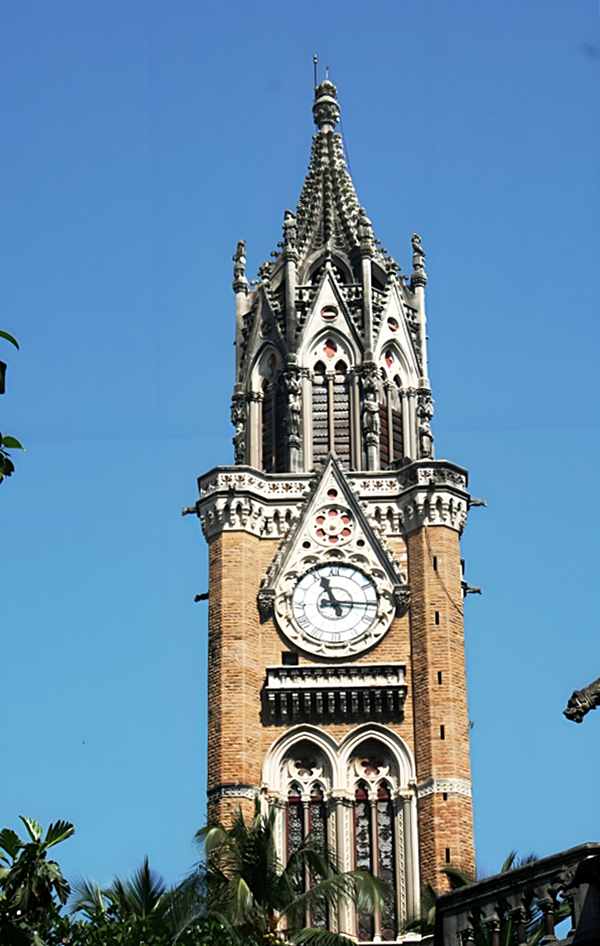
[313,505,353,546]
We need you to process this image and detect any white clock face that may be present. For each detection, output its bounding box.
[291,564,378,648]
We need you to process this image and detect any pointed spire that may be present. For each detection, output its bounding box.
[253,77,390,281]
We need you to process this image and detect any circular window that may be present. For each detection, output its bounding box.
[321,305,338,322]
[387,317,398,332]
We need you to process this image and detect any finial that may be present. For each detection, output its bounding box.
[313,54,318,90]
[312,76,340,131]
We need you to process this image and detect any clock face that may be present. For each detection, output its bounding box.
[291,564,378,648]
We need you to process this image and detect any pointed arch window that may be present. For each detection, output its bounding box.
[262,378,286,473]
[311,359,351,470]
[354,781,398,941]
[379,369,404,468]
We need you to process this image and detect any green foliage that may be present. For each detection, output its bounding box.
[197,796,390,946]
[0,818,74,945]
[0,328,23,483]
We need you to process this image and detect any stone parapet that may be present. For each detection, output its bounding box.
[193,459,470,542]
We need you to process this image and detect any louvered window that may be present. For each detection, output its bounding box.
[333,362,350,468]
[379,379,404,468]
[311,360,351,470]
[262,381,286,473]
[312,362,329,467]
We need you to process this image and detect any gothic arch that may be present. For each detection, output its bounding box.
[262,725,340,794]
[339,724,416,792]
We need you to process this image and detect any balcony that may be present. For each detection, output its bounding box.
[435,842,600,946]
[262,662,407,725]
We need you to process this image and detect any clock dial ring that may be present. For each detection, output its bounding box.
[275,561,395,657]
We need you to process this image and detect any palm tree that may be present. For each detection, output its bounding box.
[196,797,390,946]
[70,856,228,944]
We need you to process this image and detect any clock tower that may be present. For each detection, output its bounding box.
[189,79,476,939]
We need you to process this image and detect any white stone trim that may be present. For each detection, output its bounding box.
[416,777,472,799]
[207,784,261,802]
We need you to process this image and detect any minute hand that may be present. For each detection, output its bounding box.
[319,599,376,609]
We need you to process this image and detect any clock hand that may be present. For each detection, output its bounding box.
[318,599,376,610]
[319,577,343,617]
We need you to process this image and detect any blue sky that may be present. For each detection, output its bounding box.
[1,0,599,888]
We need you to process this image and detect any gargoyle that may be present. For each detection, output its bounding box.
[564,677,600,723]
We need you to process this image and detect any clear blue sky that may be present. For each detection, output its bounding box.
[1,0,599,888]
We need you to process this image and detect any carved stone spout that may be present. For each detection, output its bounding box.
[564,676,600,723]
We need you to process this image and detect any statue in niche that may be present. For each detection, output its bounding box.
[417,389,435,459]
[230,393,247,465]
[362,391,380,444]
[284,367,302,447]
[564,677,600,723]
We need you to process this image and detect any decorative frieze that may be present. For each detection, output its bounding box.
[194,460,470,541]
[207,783,261,803]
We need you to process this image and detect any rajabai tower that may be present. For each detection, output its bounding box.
[189,80,476,941]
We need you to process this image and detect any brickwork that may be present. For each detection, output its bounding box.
[206,518,475,894]
[407,524,475,889]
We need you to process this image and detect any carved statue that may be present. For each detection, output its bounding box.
[564,677,600,723]
[232,240,246,279]
[230,393,247,465]
[410,233,427,289]
[283,209,297,250]
[417,390,435,459]
[411,233,425,270]
[284,367,302,447]
[362,391,380,443]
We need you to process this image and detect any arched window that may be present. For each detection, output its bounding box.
[262,377,286,473]
[311,358,351,469]
[312,361,328,467]
[378,362,404,468]
[333,361,351,467]
[287,784,304,860]
[355,783,374,941]
[352,747,399,941]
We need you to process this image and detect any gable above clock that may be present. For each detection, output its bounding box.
[257,454,410,658]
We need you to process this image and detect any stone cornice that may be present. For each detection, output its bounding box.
[194,460,470,541]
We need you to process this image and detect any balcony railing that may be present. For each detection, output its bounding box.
[435,842,600,946]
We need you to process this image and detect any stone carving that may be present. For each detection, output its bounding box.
[417,777,472,799]
[232,240,248,293]
[312,78,340,130]
[410,233,427,289]
[230,392,247,465]
[564,677,600,723]
[361,362,380,453]
[416,389,435,460]
[283,209,297,250]
[207,783,260,803]
[283,364,302,450]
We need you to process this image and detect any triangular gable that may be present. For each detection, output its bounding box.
[257,454,409,622]
[298,268,363,360]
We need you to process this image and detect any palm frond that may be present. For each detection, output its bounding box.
[68,876,109,918]
[44,821,75,850]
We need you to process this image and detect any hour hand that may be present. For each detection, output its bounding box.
[319,577,343,617]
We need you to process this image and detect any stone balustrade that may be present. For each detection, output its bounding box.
[435,843,600,946]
